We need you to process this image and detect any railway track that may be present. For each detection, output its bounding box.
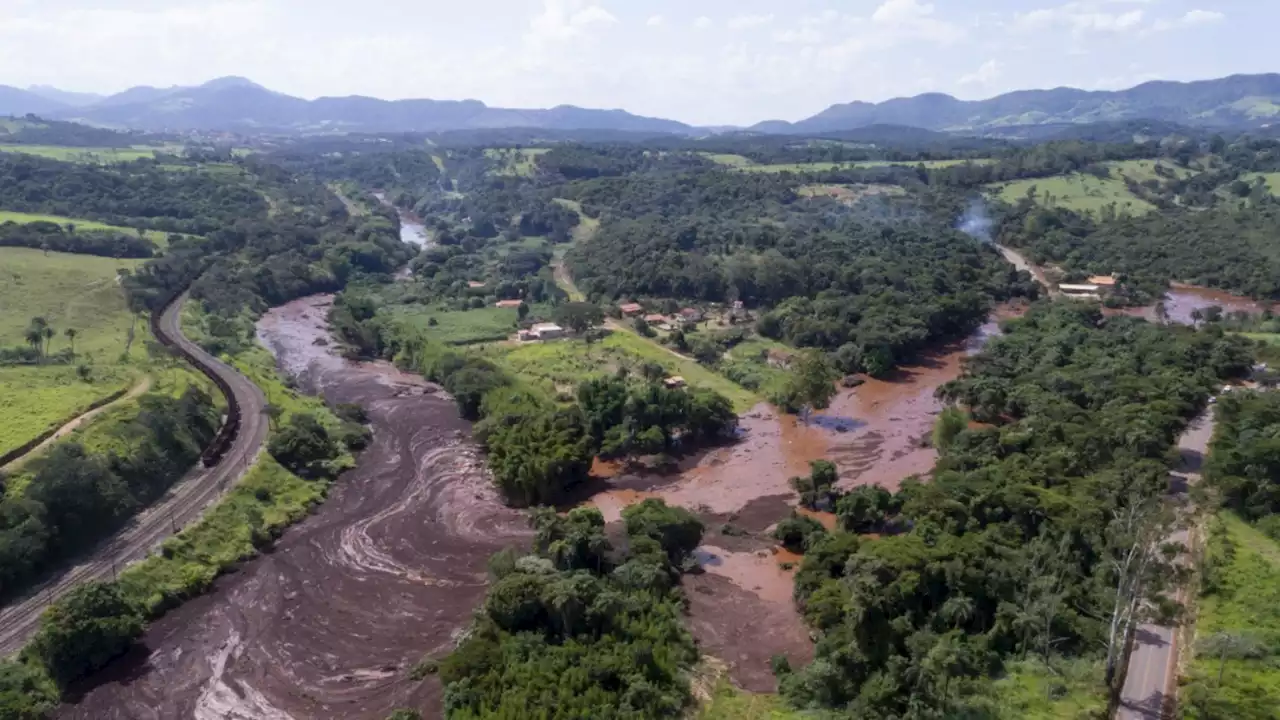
[0,291,268,657]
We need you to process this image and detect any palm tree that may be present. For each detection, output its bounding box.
[26,317,49,358]
[42,326,55,357]
[940,595,976,631]
[64,328,78,357]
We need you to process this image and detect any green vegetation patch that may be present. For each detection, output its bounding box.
[740,159,990,173]
[478,330,760,412]
[986,659,1106,719]
[0,144,161,163]
[989,173,1155,215]
[386,304,522,346]
[1241,172,1280,195]
[697,680,816,719]
[0,248,144,357]
[0,210,182,246]
[484,147,550,177]
[0,365,135,458]
[1181,513,1280,719]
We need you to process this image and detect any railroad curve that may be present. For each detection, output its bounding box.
[0,292,268,657]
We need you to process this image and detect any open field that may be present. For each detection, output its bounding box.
[0,144,171,163]
[1242,171,1280,194]
[387,304,522,346]
[0,247,144,357]
[736,158,992,173]
[0,365,136,459]
[484,147,550,176]
[699,152,755,167]
[721,336,796,400]
[988,659,1106,719]
[477,330,761,412]
[0,247,148,457]
[696,680,812,720]
[988,173,1156,215]
[1180,513,1280,718]
[552,197,600,244]
[798,183,906,203]
[0,209,180,246]
[1107,158,1197,183]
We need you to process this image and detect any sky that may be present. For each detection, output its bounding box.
[0,0,1273,126]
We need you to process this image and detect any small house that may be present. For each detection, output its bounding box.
[530,323,565,340]
[663,376,687,389]
[679,308,703,325]
[766,348,796,369]
[643,314,668,325]
[1087,275,1117,288]
[468,281,487,289]
[1058,284,1101,299]
[619,303,644,316]
[495,299,523,309]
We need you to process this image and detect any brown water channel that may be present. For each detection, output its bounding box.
[58,295,527,720]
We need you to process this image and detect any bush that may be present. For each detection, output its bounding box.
[773,514,828,553]
[266,413,341,478]
[28,582,144,686]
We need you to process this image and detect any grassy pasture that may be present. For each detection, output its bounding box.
[0,248,148,457]
[737,158,992,173]
[0,144,166,163]
[1180,513,1280,718]
[484,147,550,176]
[387,304,523,346]
[989,173,1156,215]
[0,210,180,246]
[0,365,136,459]
[1241,172,1280,195]
[477,330,760,412]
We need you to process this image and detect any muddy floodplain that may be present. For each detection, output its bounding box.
[59,296,528,720]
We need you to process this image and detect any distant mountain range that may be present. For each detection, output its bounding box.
[0,77,693,135]
[758,74,1280,134]
[1,73,1279,136]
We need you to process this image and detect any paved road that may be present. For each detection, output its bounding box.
[0,293,268,657]
[1117,412,1214,719]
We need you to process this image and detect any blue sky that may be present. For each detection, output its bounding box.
[1,0,1272,125]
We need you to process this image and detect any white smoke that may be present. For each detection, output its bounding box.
[957,198,993,244]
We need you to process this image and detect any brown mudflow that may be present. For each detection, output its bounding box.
[59,295,528,720]
[589,310,1016,690]
[62,293,1016,713]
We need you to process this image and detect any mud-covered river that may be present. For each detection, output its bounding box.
[59,296,527,720]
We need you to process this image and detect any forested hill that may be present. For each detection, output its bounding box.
[754,73,1280,134]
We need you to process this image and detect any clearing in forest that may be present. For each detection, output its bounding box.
[0,210,179,247]
[736,158,992,173]
[476,330,761,413]
[484,147,550,176]
[0,144,168,163]
[988,173,1156,215]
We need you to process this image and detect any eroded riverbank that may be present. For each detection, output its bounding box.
[58,295,527,720]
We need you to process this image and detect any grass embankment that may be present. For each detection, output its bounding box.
[1180,512,1280,719]
[0,248,147,456]
[478,330,761,413]
[0,144,166,163]
[0,210,180,247]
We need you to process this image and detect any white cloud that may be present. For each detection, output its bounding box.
[646,14,664,27]
[1014,3,1145,34]
[693,16,713,30]
[959,59,1002,86]
[870,0,964,43]
[728,14,774,31]
[1182,9,1225,25]
[526,0,617,46]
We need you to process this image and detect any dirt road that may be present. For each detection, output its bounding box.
[0,294,268,658]
[58,295,527,719]
[0,375,152,474]
[1117,412,1214,719]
